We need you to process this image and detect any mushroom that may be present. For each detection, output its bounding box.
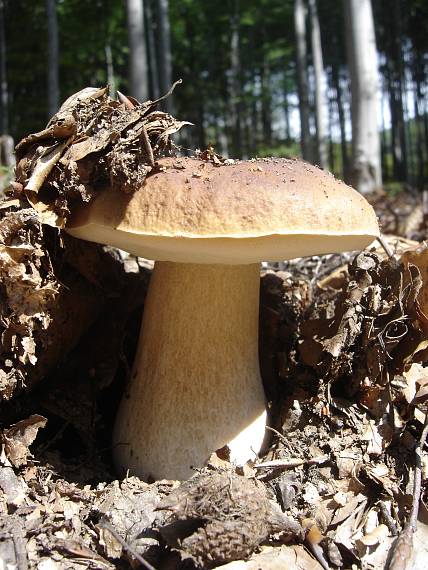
[66,157,379,481]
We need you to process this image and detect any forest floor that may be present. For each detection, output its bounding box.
[2,88,428,569]
[1,187,428,570]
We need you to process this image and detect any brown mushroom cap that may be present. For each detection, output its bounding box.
[66,157,379,263]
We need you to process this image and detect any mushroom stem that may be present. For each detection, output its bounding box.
[113,261,268,481]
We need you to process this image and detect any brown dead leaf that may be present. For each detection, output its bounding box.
[14,84,190,226]
[402,243,428,323]
[358,523,389,546]
[217,545,323,569]
[2,414,47,467]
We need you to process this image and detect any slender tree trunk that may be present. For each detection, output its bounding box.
[344,0,382,193]
[214,109,229,156]
[284,91,291,141]
[380,83,389,180]
[126,0,149,102]
[105,44,116,98]
[424,93,428,164]
[260,60,272,147]
[404,71,414,186]
[413,50,427,189]
[196,86,206,150]
[251,83,260,153]
[331,62,349,180]
[229,1,242,158]
[414,78,424,189]
[308,0,327,168]
[385,0,407,183]
[46,0,60,117]
[0,133,13,171]
[155,0,173,112]
[0,0,8,134]
[294,0,311,161]
[145,0,160,100]
[328,89,335,173]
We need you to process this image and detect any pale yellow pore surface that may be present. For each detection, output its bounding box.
[113,262,267,481]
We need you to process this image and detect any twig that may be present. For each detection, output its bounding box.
[255,455,329,470]
[150,79,183,107]
[387,412,428,569]
[265,425,293,452]
[410,413,428,531]
[377,234,394,258]
[379,501,398,537]
[140,123,155,167]
[98,519,158,570]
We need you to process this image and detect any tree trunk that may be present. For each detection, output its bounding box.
[328,91,335,173]
[214,110,229,156]
[385,0,408,183]
[308,0,327,169]
[413,79,424,189]
[229,1,242,158]
[331,62,349,181]
[0,134,14,168]
[251,82,260,153]
[260,60,272,148]
[294,0,311,161]
[0,0,8,134]
[284,91,291,141]
[105,44,116,98]
[145,0,160,100]
[126,0,149,102]
[155,0,173,112]
[380,84,389,180]
[344,0,382,193]
[46,0,60,117]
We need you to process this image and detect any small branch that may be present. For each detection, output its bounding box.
[379,501,398,537]
[255,455,329,470]
[387,412,428,569]
[150,79,182,108]
[410,413,428,531]
[377,234,394,258]
[140,123,155,167]
[98,519,158,570]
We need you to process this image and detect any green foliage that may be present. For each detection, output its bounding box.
[2,0,428,188]
[255,142,301,159]
[4,0,127,140]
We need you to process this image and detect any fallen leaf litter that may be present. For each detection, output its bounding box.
[1,88,428,569]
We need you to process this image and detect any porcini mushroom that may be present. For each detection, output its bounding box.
[66,157,379,481]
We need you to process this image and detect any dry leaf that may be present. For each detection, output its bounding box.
[2,414,47,467]
[218,545,323,569]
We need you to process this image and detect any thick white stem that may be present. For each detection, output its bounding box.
[113,261,267,481]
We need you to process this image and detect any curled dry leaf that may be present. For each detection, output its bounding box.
[95,477,171,561]
[358,523,389,546]
[2,414,47,467]
[299,251,427,403]
[218,545,325,570]
[14,84,190,227]
[0,203,58,400]
[402,243,428,326]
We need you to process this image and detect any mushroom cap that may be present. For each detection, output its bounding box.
[66,157,379,264]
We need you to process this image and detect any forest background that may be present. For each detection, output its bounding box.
[0,0,427,194]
